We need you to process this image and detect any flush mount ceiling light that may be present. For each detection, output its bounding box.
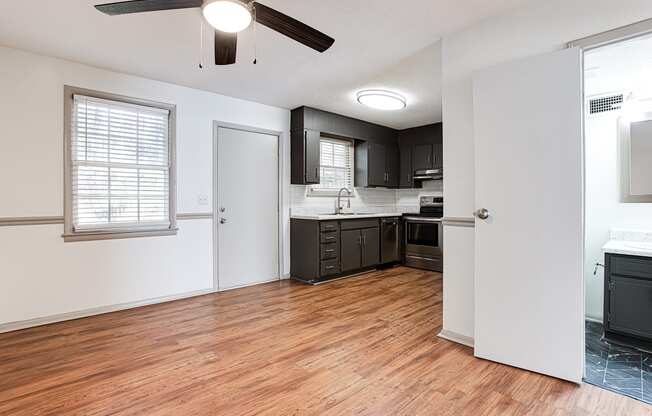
[202,0,253,33]
[356,90,407,111]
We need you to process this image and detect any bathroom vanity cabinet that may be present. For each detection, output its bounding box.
[603,253,652,349]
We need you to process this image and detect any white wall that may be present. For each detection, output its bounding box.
[290,181,443,215]
[441,0,652,340]
[0,46,290,327]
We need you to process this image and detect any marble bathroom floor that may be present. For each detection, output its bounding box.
[585,320,652,404]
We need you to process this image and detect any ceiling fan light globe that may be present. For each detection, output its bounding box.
[202,0,252,33]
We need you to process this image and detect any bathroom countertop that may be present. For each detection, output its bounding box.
[602,240,652,258]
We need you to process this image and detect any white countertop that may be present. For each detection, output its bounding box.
[291,212,405,221]
[602,240,652,258]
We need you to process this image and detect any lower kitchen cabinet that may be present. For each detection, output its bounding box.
[291,217,382,283]
[341,230,362,272]
[361,228,380,267]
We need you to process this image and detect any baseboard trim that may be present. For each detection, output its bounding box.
[218,277,281,292]
[0,288,216,334]
[438,329,475,348]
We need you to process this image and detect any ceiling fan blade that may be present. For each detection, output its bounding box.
[253,2,334,53]
[215,30,237,65]
[95,0,202,16]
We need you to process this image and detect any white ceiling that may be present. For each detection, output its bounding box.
[0,0,529,129]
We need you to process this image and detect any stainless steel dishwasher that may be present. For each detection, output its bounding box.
[381,217,401,264]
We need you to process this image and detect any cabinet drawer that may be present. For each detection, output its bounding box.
[340,219,380,230]
[320,243,339,260]
[611,255,652,279]
[320,233,339,244]
[321,259,340,276]
[320,221,340,233]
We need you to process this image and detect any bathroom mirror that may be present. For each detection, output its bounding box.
[619,117,652,202]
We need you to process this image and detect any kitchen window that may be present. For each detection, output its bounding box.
[63,86,177,241]
[309,137,354,196]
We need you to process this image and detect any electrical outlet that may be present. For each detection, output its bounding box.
[198,194,209,206]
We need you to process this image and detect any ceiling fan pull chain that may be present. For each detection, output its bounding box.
[199,19,204,69]
[252,5,257,65]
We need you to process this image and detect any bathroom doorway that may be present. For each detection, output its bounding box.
[578,27,652,404]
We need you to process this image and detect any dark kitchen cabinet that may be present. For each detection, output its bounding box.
[355,142,400,188]
[386,144,399,187]
[413,143,433,171]
[291,217,382,284]
[399,144,413,188]
[341,230,362,272]
[368,142,387,187]
[433,143,443,169]
[361,228,380,267]
[603,253,652,349]
[291,129,320,185]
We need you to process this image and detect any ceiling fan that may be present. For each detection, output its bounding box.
[94,0,335,65]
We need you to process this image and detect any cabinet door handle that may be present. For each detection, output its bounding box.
[325,266,336,270]
[324,249,335,253]
[315,167,319,180]
[363,235,366,245]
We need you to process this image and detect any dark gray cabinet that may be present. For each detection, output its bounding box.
[399,145,412,188]
[386,144,399,187]
[291,217,382,283]
[368,142,387,187]
[604,253,652,348]
[291,129,320,185]
[413,144,433,171]
[398,124,443,188]
[341,230,362,272]
[291,106,443,190]
[361,228,380,267]
[355,142,400,188]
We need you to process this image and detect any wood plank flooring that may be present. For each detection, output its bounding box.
[0,267,650,415]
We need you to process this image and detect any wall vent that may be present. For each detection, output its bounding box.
[589,94,623,114]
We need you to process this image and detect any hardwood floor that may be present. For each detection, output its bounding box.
[0,267,650,415]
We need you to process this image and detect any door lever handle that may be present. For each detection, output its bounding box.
[219,217,228,224]
[474,208,490,220]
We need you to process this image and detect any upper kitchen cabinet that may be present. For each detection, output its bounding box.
[397,123,443,188]
[413,143,433,171]
[399,144,413,188]
[291,106,399,186]
[291,129,321,185]
[355,142,399,188]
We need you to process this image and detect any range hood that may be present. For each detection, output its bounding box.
[413,168,443,181]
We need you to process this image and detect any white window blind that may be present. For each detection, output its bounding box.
[315,137,354,190]
[70,94,171,231]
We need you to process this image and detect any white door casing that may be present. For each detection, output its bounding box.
[473,48,584,383]
[215,124,280,290]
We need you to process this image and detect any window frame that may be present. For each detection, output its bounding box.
[62,85,177,242]
[308,136,356,197]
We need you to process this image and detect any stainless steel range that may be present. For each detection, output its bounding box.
[403,196,443,272]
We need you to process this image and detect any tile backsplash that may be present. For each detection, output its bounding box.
[290,180,443,216]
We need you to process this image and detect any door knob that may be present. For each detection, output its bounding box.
[474,208,490,220]
[219,217,228,224]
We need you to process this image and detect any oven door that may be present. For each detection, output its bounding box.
[404,218,442,271]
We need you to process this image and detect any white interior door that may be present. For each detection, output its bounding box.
[216,126,279,290]
[473,48,584,383]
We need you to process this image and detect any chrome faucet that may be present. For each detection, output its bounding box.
[336,188,352,214]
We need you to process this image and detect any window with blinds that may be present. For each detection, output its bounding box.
[314,137,354,191]
[68,93,173,234]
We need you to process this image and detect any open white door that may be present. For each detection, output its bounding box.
[473,48,584,383]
